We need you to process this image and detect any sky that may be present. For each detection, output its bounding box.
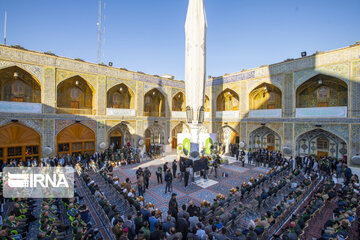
[0,0,359,81]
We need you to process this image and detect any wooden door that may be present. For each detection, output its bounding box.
[0,123,41,162]
[70,101,80,109]
[172,137,177,149]
[317,151,328,159]
[145,139,151,152]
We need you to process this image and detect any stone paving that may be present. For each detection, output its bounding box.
[112,153,268,211]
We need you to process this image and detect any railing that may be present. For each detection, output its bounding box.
[0,100,42,114]
[215,110,239,118]
[56,107,94,115]
[296,106,347,118]
[248,109,282,118]
[106,108,136,116]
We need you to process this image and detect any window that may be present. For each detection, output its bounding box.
[317,137,329,150]
[72,142,82,151]
[85,142,94,150]
[12,81,25,97]
[317,87,329,99]
[71,87,80,100]
[8,147,22,157]
[267,134,275,144]
[58,143,70,152]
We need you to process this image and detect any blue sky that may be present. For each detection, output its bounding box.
[0,0,359,80]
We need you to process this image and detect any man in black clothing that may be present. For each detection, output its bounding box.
[176,213,189,240]
[168,193,179,221]
[165,170,173,193]
[172,160,178,178]
[163,162,169,181]
[150,222,162,240]
[184,169,190,187]
[144,167,151,189]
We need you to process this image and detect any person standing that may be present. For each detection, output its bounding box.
[156,167,163,184]
[163,162,169,182]
[236,148,240,161]
[213,156,219,178]
[137,174,145,197]
[172,160,178,178]
[168,193,178,221]
[165,169,173,194]
[179,160,186,182]
[144,167,151,189]
[184,169,190,187]
[344,164,353,185]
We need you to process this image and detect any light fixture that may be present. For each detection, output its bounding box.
[178,94,181,98]
[120,87,123,91]
[186,106,193,124]
[153,91,156,95]
[75,80,79,85]
[13,72,19,78]
[264,86,267,91]
[301,51,307,57]
[318,79,322,85]
[198,106,205,124]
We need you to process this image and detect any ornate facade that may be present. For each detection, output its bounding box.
[0,43,360,166]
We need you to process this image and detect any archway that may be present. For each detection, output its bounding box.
[216,89,239,111]
[144,123,164,152]
[204,95,210,112]
[296,74,347,108]
[248,126,281,151]
[108,123,132,150]
[296,128,347,160]
[172,92,185,111]
[249,83,281,110]
[218,126,239,154]
[171,122,190,149]
[144,89,165,117]
[0,66,41,103]
[57,76,94,114]
[107,83,134,109]
[0,122,41,163]
[56,123,95,156]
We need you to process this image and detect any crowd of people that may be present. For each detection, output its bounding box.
[1,143,359,239]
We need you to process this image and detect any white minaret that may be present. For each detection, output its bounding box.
[185,0,207,144]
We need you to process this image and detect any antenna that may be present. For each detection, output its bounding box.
[97,0,102,63]
[4,11,7,45]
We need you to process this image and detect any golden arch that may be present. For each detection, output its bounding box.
[0,122,41,162]
[144,88,165,117]
[56,76,94,114]
[296,74,347,108]
[107,83,135,109]
[56,123,95,156]
[216,88,239,111]
[249,83,282,110]
[0,66,41,103]
[204,95,210,112]
[172,92,186,111]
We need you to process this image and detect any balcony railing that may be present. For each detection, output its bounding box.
[107,108,136,116]
[56,107,94,115]
[296,106,347,118]
[172,111,186,118]
[215,110,239,118]
[0,101,42,114]
[248,109,282,118]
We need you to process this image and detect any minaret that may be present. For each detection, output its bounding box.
[185,0,207,144]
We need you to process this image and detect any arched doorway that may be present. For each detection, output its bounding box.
[144,89,165,117]
[172,92,186,111]
[171,122,190,149]
[109,129,122,151]
[144,123,164,152]
[0,66,41,103]
[216,89,239,111]
[296,74,347,108]
[57,76,94,115]
[57,123,95,156]
[249,83,282,110]
[107,83,134,109]
[0,123,41,163]
[248,126,281,151]
[218,126,239,154]
[296,128,347,160]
